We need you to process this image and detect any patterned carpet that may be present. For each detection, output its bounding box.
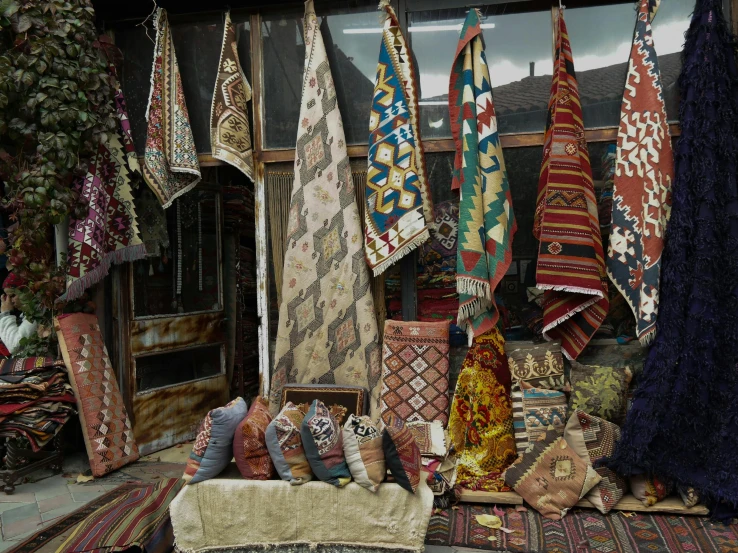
[426,504,738,553]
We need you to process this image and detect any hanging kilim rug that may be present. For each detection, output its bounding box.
[606,0,673,345]
[447,328,516,492]
[449,9,516,340]
[426,504,738,552]
[533,9,609,360]
[608,0,738,521]
[210,11,255,181]
[56,313,140,477]
[143,8,201,209]
[269,0,381,419]
[58,478,183,553]
[63,57,146,301]
[364,0,432,276]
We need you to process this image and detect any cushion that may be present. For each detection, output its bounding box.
[568,360,632,424]
[233,396,275,480]
[406,420,446,457]
[184,397,248,484]
[564,410,627,514]
[506,341,565,390]
[301,399,352,487]
[504,426,601,520]
[342,414,385,492]
[265,402,313,485]
[630,474,672,507]
[382,414,422,493]
[512,382,567,456]
[678,485,700,508]
[380,320,450,425]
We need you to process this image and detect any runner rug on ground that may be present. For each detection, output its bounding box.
[364,0,432,276]
[269,0,381,417]
[63,47,146,301]
[449,8,516,340]
[426,504,738,553]
[143,8,201,208]
[534,9,609,360]
[56,313,139,477]
[606,0,673,345]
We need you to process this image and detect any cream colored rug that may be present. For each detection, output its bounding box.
[170,465,434,553]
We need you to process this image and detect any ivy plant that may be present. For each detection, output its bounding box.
[0,0,117,354]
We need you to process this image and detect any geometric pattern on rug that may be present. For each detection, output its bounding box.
[56,313,139,477]
[380,320,450,425]
[426,504,738,553]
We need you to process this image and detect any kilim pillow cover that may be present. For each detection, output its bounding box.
[183,397,248,484]
[301,399,352,487]
[504,426,601,520]
[564,410,627,514]
[506,341,565,390]
[382,414,421,493]
[380,320,450,425]
[406,420,446,457]
[265,402,313,484]
[511,382,568,456]
[233,396,275,480]
[630,474,672,507]
[568,361,632,424]
[343,414,385,492]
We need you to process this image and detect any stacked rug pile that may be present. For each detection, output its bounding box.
[0,357,76,452]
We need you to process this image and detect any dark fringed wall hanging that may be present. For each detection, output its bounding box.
[607,0,738,521]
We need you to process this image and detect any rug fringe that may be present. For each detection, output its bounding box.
[160,176,202,210]
[371,228,430,277]
[457,277,491,301]
[59,243,148,302]
[639,328,656,346]
[537,283,605,296]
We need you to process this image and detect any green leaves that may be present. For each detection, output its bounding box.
[0,0,19,19]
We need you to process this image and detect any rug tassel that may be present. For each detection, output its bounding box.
[457,278,492,301]
[371,228,430,277]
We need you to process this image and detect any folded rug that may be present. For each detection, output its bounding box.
[450,8,516,340]
[606,0,673,345]
[58,478,183,553]
[365,0,431,276]
[210,11,254,181]
[533,8,609,360]
[56,313,139,476]
[270,0,381,418]
[143,8,201,208]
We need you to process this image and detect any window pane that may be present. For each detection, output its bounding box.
[118,18,252,154]
[133,189,221,317]
[262,8,377,149]
[566,0,692,126]
[411,6,553,138]
[136,345,223,391]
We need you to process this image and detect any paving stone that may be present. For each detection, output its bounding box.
[31,478,70,501]
[1,513,41,539]
[0,492,35,504]
[70,490,104,503]
[38,492,74,514]
[0,503,29,514]
[1,503,39,526]
[40,501,81,522]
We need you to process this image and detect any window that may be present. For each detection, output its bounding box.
[261,7,378,149]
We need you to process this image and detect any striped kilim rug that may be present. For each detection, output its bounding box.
[426,504,738,553]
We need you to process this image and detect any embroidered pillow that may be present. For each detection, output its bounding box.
[506,341,565,390]
[568,361,632,424]
[406,420,446,457]
[511,382,567,456]
[265,402,313,485]
[382,414,421,493]
[342,414,385,492]
[233,396,275,480]
[564,410,627,514]
[183,397,248,484]
[630,474,672,507]
[504,426,601,520]
[301,399,352,487]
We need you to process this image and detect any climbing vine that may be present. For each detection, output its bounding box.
[0,0,116,353]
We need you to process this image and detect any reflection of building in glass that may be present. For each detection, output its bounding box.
[420,52,682,136]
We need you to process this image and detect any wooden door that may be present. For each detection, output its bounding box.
[121,186,229,455]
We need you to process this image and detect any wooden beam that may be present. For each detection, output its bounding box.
[459,490,524,505]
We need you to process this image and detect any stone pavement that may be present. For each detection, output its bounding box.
[0,444,191,552]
